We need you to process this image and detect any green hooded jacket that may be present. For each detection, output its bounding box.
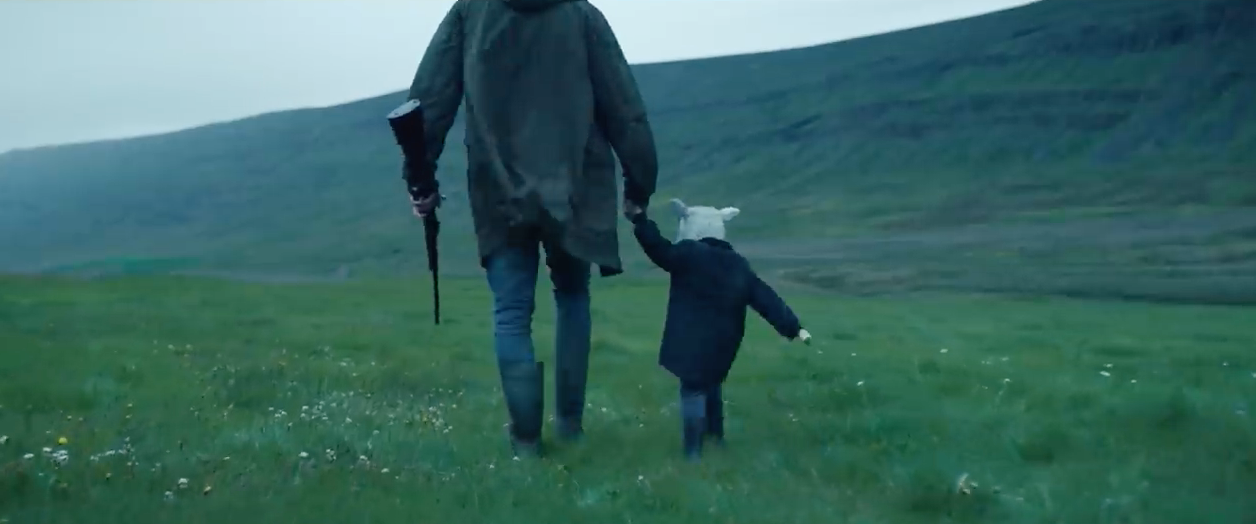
[407,0,658,276]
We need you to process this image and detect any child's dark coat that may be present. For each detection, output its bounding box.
[631,213,803,388]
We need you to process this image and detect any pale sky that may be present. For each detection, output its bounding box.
[0,0,1035,153]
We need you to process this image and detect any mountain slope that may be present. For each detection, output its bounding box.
[1,0,1254,300]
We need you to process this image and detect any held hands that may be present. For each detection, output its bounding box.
[796,329,812,345]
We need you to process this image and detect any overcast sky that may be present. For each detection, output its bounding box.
[0,0,1035,153]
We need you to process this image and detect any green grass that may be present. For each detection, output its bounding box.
[3,274,1254,523]
[1,2,1252,519]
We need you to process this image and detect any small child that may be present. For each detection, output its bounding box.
[627,198,812,461]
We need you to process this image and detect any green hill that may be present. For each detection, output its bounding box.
[2,0,1254,302]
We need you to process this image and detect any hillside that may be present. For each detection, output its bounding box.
[2,0,1255,302]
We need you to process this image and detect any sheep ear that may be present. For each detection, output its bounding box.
[720,207,740,221]
[670,198,688,217]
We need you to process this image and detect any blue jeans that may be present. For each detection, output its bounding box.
[680,381,724,438]
[485,233,592,430]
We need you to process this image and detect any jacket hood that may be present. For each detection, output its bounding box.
[500,0,580,12]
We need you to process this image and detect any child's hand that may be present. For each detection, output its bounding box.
[797,329,812,345]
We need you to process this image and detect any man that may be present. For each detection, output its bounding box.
[405,0,658,457]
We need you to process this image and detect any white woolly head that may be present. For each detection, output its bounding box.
[669,198,739,241]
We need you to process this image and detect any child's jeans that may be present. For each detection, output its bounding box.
[679,381,725,458]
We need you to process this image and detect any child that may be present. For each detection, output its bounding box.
[626,198,812,461]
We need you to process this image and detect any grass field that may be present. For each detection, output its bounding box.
[2,274,1254,523]
[2,1,1253,521]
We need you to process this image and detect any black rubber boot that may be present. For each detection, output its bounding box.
[556,417,584,443]
[554,339,588,443]
[500,360,545,458]
[705,386,726,447]
[680,391,707,462]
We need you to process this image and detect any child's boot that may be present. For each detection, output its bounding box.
[680,391,707,461]
[705,386,726,447]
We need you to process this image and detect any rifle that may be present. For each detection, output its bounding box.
[387,99,442,325]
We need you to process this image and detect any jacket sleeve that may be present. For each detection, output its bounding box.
[583,4,658,207]
[748,273,803,339]
[406,0,465,177]
[632,213,686,273]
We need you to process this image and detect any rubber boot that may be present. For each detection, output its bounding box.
[554,345,588,443]
[680,391,707,462]
[705,386,726,447]
[553,275,591,443]
[500,360,545,458]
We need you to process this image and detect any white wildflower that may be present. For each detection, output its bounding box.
[298,451,309,459]
[1099,371,1111,377]
[23,453,34,460]
[0,435,7,445]
[177,478,189,489]
[956,472,978,495]
[940,348,949,354]
[856,380,864,386]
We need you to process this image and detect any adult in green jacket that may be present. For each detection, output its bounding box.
[406,0,659,457]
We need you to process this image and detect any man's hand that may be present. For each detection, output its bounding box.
[411,193,443,218]
[797,329,812,345]
[623,199,644,222]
